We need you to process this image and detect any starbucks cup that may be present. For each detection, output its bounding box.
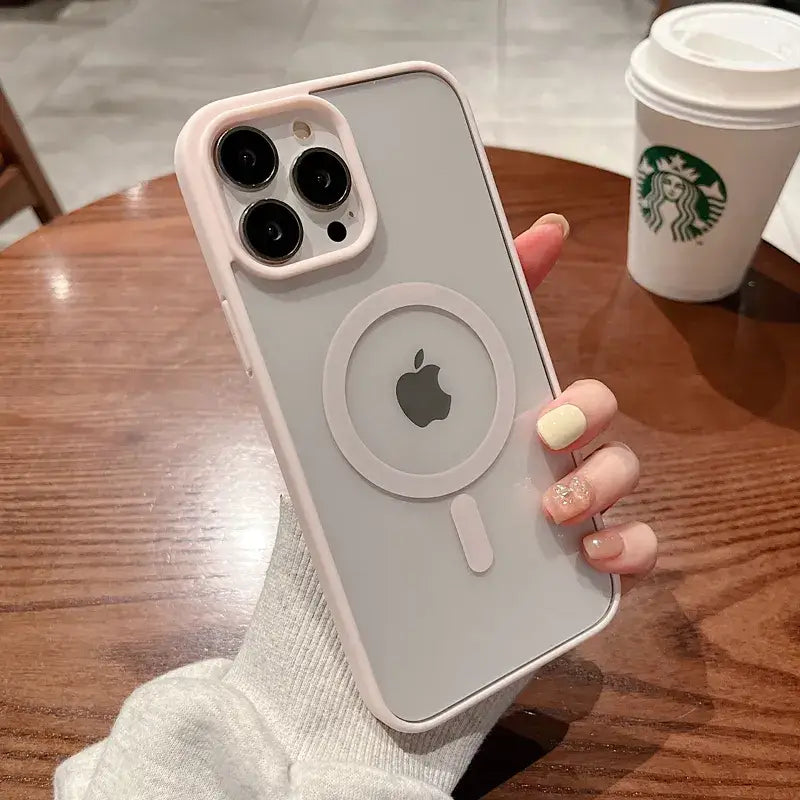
[626,3,800,302]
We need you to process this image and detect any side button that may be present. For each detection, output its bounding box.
[220,298,253,377]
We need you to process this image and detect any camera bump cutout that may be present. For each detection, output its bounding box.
[208,94,377,280]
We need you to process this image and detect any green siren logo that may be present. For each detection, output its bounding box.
[636,146,727,243]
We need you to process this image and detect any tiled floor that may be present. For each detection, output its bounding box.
[1,0,798,258]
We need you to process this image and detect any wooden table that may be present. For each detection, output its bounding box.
[2,150,799,799]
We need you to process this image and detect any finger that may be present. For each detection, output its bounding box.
[582,521,658,589]
[514,213,570,292]
[542,442,639,525]
[536,379,617,452]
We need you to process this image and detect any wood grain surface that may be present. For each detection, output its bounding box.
[2,149,799,799]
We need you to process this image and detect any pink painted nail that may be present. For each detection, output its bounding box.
[583,530,625,560]
[532,212,570,240]
[542,475,593,524]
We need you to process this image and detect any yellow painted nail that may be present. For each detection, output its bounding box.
[537,404,587,450]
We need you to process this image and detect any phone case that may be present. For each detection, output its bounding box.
[175,62,620,732]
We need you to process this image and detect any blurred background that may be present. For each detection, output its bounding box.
[1,0,798,256]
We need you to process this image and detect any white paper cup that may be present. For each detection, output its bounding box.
[626,3,800,303]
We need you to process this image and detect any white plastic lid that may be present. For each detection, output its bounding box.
[627,3,800,129]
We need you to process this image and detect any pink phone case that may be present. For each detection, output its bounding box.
[175,62,619,732]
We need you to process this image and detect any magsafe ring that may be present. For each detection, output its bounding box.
[322,283,516,499]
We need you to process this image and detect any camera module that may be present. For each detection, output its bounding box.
[292,147,351,209]
[240,199,303,263]
[215,126,278,190]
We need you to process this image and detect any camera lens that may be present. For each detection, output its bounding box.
[292,147,351,209]
[241,200,303,263]
[215,126,277,190]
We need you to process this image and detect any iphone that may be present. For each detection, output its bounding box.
[175,62,619,732]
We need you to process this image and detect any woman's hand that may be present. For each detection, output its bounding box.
[514,214,657,589]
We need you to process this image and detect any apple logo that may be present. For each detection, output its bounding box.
[395,348,452,428]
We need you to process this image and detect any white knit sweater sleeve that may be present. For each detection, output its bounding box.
[54,500,521,799]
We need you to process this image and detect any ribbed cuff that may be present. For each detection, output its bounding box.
[223,499,520,795]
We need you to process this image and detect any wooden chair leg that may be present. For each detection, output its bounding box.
[0,84,63,224]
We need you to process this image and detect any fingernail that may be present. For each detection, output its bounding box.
[537,403,587,450]
[542,475,593,524]
[532,213,570,240]
[583,530,624,560]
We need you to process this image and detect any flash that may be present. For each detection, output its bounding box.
[293,120,312,140]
